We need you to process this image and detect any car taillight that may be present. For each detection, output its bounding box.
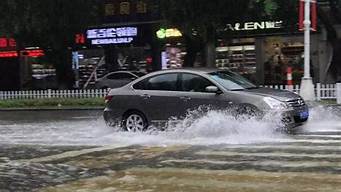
[104,95,113,103]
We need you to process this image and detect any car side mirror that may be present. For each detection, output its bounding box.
[130,77,137,81]
[205,86,222,94]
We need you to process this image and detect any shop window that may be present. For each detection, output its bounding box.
[161,45,186,69]
[216,42,256,80]
[263,37,304,85]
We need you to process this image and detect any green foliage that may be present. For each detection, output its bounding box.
[255,0,278,15]
[160,0,251,40]
[0,0,101,87]
[0,0,101,48]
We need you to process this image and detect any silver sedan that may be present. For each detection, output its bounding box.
[103,69,309,132]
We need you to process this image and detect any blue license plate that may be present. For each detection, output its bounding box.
[300,111,309,119]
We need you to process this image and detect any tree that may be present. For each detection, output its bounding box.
[319,0,341,82]
[0,0,101,88]
[159,0,301,68]
[160,0,252,68]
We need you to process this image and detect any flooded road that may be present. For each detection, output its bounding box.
[1,106,341,192]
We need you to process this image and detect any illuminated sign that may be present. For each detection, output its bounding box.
[0,51,18,58]
[87,27,138,45]
[223,21,283,31]
[0,38,17,50]
[75,33,85,44]
[21,50,45,58]
[156,28,182,39]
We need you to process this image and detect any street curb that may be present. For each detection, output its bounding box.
[0,107,104,111]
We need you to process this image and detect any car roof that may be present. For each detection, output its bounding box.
[156,68,221,74]
[107,71,141,74]
[145,68,225,76]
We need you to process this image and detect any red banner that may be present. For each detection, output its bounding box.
[311,0,317,31]
[298,0,317,31]
[299,0,304,31]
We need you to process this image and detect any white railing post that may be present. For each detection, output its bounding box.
[316,83,321,101]
[48,89,52,98]
[337,83,341,104]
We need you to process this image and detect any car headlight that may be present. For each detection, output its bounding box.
[263,97,288,110]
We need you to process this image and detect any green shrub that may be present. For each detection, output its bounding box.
[0,98,105,108]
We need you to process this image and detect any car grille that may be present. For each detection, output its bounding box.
[286,98,305,108]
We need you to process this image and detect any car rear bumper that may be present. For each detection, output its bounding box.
[103,108,122,127]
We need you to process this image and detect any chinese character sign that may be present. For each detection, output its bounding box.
[136,1,147,14]
[120,2,130,15]
[103,0,159,23]
[87,27,138,45]
[75,34,85,44]
[0,38,8,48]
[105,3,116,16]
[0,38,17,50]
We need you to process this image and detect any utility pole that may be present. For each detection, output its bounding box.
[300,0,315,101]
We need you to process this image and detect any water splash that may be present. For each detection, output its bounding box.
[301,105,341,132]
[2,105,340,146]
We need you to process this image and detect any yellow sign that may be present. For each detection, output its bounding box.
[157,28,182,39]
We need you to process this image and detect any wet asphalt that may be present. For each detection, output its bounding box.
[1,108,341,192]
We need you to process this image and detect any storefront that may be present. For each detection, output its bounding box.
[21,48,57,90]
[0,37,20,90]
[156,28,186,69]
[0,37,56,90]
[72,24,157,88]
[216,20,323,85]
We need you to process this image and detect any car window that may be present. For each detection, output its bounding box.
[180,73,215,92]
[133,73,178,91]
[107,72,134,80]
[208,71,257,90]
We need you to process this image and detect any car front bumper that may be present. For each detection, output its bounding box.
[279,105,309,131]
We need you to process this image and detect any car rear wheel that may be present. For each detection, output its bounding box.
[122,111,148,132]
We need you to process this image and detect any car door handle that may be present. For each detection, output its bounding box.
[180,96,191,101]
[140,94,151,99]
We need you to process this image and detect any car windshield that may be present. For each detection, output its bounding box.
[208,71,257,91]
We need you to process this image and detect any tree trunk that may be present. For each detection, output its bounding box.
[204,25,216,68]
[183,36,200,67]
[50,49,74,89]
[334,39,341,82]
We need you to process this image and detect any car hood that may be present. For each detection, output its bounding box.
[242,87,301,101]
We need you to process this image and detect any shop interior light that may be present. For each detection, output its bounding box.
[216,47,229,52]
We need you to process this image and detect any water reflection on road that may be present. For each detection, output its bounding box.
[0,106,341,192]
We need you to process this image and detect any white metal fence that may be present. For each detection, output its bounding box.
[263,83,337,101]
[0,84,340,103]
[0,89,108,100]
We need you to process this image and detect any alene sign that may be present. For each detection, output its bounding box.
[223,21,283,31]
